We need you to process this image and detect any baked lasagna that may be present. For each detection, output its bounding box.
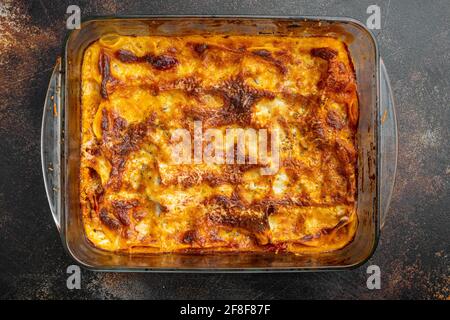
[80,34,359,253]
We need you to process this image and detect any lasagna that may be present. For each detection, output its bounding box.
[80,34,359,253]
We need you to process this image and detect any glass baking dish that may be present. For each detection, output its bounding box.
[41,16,397,272]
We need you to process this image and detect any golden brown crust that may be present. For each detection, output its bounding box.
[80,35,358,253]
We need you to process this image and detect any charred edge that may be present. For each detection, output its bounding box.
[115,49,178,71]
[99,207,121,230]
[312,47,355,101]
[332,138,357,198]
[310,47,338,60]
[251,49,287,74]
[98,51,112,99]
[188,42,237,56]
[325,60,353,93]
[189,42,287,74]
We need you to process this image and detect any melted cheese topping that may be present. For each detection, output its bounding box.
[80,35,358,253]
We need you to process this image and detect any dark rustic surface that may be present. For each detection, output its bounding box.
[0,0,448,300]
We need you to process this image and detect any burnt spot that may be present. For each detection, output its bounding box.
[311,47,338,60]
[175,77,202,96]
[101,108,109,132]
[181,230,197,244]
[111,200,139,226]
[326,110,345,130]
[220,77,257,114]
[116,208,130,226]
[188,42,239,55]
[112,114,127,132]
[206,194,243,209]
[87,168,103,189]
[115,49,139,62]
[99,208,121,230]
[115,49,178,71]
[210,76,274,126]
[114,121,147,156]
[151,55,178,70]
[86,143,101,156]
[191,43,209,55]
[112,200,139,208]
[324,60,353,93]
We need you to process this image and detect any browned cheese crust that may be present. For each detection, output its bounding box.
[80,35,359,253]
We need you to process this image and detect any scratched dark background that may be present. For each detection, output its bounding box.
[0,0,448,300]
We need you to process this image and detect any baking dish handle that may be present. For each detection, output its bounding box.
[379,58,398,228]
[41,58,62,231]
